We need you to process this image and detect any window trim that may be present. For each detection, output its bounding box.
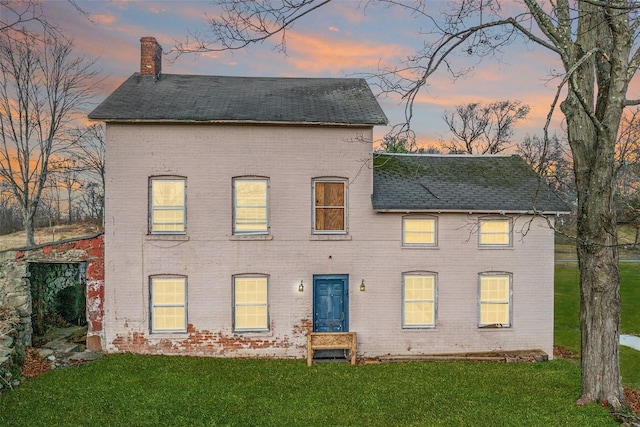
[149,176,186,235]
[312,178,347,235]
[233,177,269,236]
[478,272,512,328]
[150,275,187,333]
[402,216,437,247]
[478,217,512,247]
[402,272,437,329]
[233,275,269,332]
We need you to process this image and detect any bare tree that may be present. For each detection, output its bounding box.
[48,158,82,224]
[71,123,106,195]
[517,134,575,204]
[0,29,97,246]
[0,1,88,36]
[176,0,640,409]
[613,109,640,246]
[443,101,530,154]
[77,181,103,224]
[0,1,48,34]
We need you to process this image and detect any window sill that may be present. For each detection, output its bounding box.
[478,246,513,250]
[401,326,438,331]
[310,234,352,241]
[146,234,189,241]
[477,324,512,331]
[401,245,439,250]
[229,234,273,241]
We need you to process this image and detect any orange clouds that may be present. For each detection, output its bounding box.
[92,14,117,25]
[284,32,409,74]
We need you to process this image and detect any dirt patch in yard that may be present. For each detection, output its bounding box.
[625,387,640,415]
[21,348,50,379]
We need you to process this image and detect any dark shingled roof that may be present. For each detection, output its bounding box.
[372,153,570,213]
[88,74,388,125]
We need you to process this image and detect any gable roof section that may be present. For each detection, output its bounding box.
[372,153,570,214]
[88,74,388,126]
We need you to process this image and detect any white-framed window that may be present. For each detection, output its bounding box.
[233,275,268,331]
[478,218,511,247]
[151,276,187,333]
[403,273,437,328]
[313,179,347,234]
[478,273,512,328]
[150,177,186,234]
[403,217,437,246]
[233,178,268,235]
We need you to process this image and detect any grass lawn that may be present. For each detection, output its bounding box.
[0,355,615,426]
[555,262,640,389]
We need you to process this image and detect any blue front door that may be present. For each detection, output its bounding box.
[313,275,349,332]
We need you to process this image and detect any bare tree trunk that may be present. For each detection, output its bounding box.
[574,187,623,406]
[558,0,628,407]
[21,206,35,246]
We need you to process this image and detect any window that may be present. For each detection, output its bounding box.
[478,218,511,246]
[403,273,436,328]
[478,273,511,327]
[313,180,346,233]
[150,178,185,233]
[151,276,186,333]
[403,217,437,246]
[234,276,268,331]
[234,178,268,234]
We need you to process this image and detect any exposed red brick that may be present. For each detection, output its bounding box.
[74,239,91,249]
[140,36,162,76]
[112,324,299,357]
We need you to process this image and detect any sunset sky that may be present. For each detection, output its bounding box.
[38,1,584,148]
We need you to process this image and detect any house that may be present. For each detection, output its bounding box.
[88,37,568,361]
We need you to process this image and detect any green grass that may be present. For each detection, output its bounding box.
[554,262,640,388]
[0,354,614,426]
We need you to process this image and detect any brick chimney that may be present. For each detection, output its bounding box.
[140,36,162,77]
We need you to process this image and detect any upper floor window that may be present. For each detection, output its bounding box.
[151,276,187,333]
[403,273,436,328]
[478,273,511,328]
[234,178,268,235]
[313,179,346,234]
[233,275,269,332]
[403,217,437,246]
[150,177,185,234]
[478,218,511,247]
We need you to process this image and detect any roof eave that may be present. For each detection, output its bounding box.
[87,118,388,126]
[373,208,571,215]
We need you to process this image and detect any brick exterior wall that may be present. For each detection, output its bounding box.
[104,123,556,360]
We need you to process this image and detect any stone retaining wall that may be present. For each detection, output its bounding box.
[0,233,105,378]
[0,306,19,392]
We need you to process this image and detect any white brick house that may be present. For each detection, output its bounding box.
[88,37,568,361]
